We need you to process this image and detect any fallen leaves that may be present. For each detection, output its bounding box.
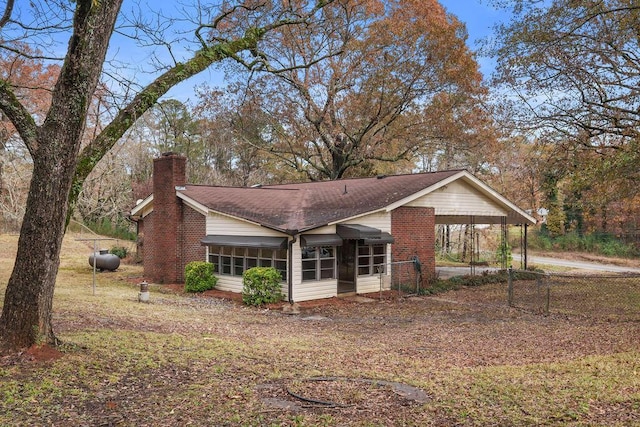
[0,234,639,425]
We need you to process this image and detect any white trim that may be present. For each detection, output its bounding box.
[459,172,536,224]
[176,192,209,216]
[385,171,536,225]
[130,194,153,217]
[384,171,467,211]
[177,192,271,229]
[207,209,265,229]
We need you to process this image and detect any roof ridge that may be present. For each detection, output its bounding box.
[185,183,299,191]
[261,169,465,188]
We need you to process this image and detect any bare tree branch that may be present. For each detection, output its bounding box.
[0,0,14,29]
[0,81,38,153]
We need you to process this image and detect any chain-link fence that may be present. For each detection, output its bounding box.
[374,259,422,296]
[508,269,640,321]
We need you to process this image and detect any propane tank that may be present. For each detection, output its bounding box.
[88,249,120,271]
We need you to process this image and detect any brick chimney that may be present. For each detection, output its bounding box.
[146,152,186,283]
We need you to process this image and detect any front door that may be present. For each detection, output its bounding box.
[338,239,356,294]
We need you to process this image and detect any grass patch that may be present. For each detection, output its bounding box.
[0,233,639,425]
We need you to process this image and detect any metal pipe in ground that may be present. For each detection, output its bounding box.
[138,280,150,303]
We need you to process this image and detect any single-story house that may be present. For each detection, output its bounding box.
[130,152,536,302]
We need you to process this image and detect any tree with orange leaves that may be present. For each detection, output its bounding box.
[202,0,491,180]
[0,44,59,231]
[491,0,640,237]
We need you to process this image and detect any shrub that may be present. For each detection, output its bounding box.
[242,267,283,306]
[85,217,137,240]
[420,271,511,296]
[529,229,639,258]
[109,246,128,259]
[600,239,637,258]
[527,231,553,251]
[420,279,461,295]
[184,261,217,293]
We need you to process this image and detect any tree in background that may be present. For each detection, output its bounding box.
[75,144,136,238]
[144,100,200,156]
[200,0,491,181]
[490,0,640,238]
[0,45,59,232]
[193,87,277,186]
[0,0,337,352]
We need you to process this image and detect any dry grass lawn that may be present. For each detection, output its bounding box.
[0,233,639,426]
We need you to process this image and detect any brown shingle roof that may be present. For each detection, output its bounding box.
[180,170,463,234]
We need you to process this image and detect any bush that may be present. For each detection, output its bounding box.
[527,231,553,251]
[600,239,637,258]
[184,261,217,293]
[420,271,511,296]
[529,229,639,258]
[242,267,283,306]
[109,246,128,259]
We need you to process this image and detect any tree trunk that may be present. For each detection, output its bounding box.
[461,225,469,263]
[0,0,123,351]
[0,152,74,349]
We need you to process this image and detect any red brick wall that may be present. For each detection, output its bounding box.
[141,212,155,279]
[178,205,206,282]
[391,206,436,284]
[139,153,207,284]
[141,201,205,283]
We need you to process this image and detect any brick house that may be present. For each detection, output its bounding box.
[131,153,535,302]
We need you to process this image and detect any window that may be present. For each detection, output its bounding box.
[208,246,287,280]
[357,243,387,276]
[301,246,336,281]
[220,246,232,275]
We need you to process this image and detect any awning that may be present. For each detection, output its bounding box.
[200,235,288,249]
[362,232,394,245]
[300,234,343,247]
[337,224,384,239]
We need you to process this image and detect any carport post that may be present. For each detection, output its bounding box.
[524,224,529,270]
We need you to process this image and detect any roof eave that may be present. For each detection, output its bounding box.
[326,207,388,227]
[458,172,537,225]
[384,170,536,225]
[130,194,154,218]
[176,191,209,216]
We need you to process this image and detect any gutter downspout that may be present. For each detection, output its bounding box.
[287,233,298,304]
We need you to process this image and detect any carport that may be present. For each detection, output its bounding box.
[407,173,537,276]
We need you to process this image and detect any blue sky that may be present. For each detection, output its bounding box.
[441,0,505,43]
[440,0,509,77]
[440,0,506,72]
